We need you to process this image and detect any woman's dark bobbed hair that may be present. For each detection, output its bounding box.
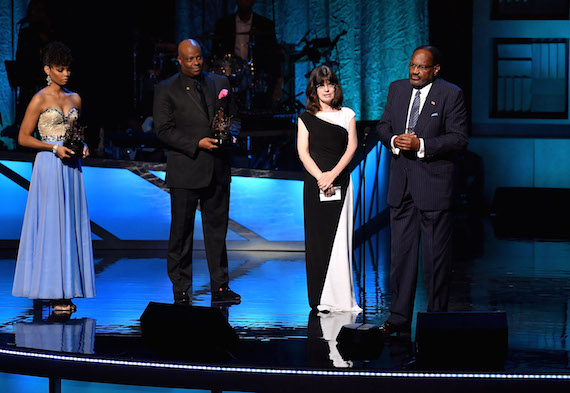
[305,65,343,114]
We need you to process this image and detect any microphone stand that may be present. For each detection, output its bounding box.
[336,126,383,361]
[360,127,369,324]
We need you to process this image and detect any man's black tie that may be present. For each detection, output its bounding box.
[195,80,209,117]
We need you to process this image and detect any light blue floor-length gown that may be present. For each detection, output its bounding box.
[12,108,96,299]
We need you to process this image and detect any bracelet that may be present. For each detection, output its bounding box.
[52,144,58,155]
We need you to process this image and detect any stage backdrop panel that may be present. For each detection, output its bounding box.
[0,161,308,243]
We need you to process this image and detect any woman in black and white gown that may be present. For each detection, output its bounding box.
[297,65,361,313]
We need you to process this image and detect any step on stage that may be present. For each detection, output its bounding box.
[0,154,569,392]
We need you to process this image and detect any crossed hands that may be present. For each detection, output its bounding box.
[318,171,337,197]
[394,132,420,151]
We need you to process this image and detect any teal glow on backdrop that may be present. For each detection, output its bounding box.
[152,172,306,241]
[0,0,27,128]
[229,176,304,241]
[0,158,389,243]
[175,0,429,121]
[0,164,306,242]
[352,144,391,232]
[0,160,32,178]
[82,167,173,241]
[81,167,245,242]
[0,160,31,239]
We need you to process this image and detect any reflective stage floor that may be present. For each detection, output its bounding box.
[0,154,569,392]
[0,217,569,392]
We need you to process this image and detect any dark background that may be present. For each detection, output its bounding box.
[15,0,473,149]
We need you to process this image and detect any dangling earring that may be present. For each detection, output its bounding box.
[46,75,52,86]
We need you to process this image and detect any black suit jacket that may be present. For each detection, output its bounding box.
[153,71,234,189]
[376,78,469,210]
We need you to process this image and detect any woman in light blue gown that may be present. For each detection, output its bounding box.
[12,42,96,313]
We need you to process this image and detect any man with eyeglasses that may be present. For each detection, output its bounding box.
[376,45,469,336]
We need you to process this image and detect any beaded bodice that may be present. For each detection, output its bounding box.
[38,108,79,142]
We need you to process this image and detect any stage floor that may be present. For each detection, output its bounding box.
[0,153,569,392]
[0,217,569,392]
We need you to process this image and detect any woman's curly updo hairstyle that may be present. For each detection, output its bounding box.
[43,41,73,67]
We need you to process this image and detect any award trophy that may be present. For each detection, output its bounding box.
[63,123,85,157]
[211,107,234,147]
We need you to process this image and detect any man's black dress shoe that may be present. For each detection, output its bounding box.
[174,291,190,305]
[212,287,241,304]
[379,321,411,336]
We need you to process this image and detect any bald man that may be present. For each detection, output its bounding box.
[153,39,240,305]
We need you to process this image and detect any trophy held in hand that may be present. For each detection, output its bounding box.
[63,122,85,157]
[212,88,234,148]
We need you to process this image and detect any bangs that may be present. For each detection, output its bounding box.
[43,42,73,67]
[305,64,343,114]
[314,67,339,85]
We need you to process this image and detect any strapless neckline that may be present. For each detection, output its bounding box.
[37,107,79,142]
[41,108,78,118]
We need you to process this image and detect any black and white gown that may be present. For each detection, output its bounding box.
[299,108,361,313]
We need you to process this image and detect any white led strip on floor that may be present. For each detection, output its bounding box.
[1,348,569,380]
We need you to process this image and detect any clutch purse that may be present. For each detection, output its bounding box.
[319,186,341,202]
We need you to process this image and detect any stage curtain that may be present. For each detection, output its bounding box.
[0,0,27,129]
[176,0,429,121]
[0,1,428,128]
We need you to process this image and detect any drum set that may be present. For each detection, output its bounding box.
[140,34,273,113]
[131,29,347,169]
[206,51,267,112]
[139,28,346,116]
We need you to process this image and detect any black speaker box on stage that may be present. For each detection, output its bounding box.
[140,302,238,356]
[415,311,508,370]
[336,323,383,360]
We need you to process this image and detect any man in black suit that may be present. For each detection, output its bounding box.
[212,0,283,107]
[153,39,240,305]
[376,45,469,335]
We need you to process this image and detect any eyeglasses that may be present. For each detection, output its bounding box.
[316,82,337,89]
[408,62,434,71]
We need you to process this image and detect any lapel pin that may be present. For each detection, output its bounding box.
[185,86,190,91]
[431,100,436,105]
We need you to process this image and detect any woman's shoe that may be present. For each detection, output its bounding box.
[50,299,72,312]
[65,299,77,313]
